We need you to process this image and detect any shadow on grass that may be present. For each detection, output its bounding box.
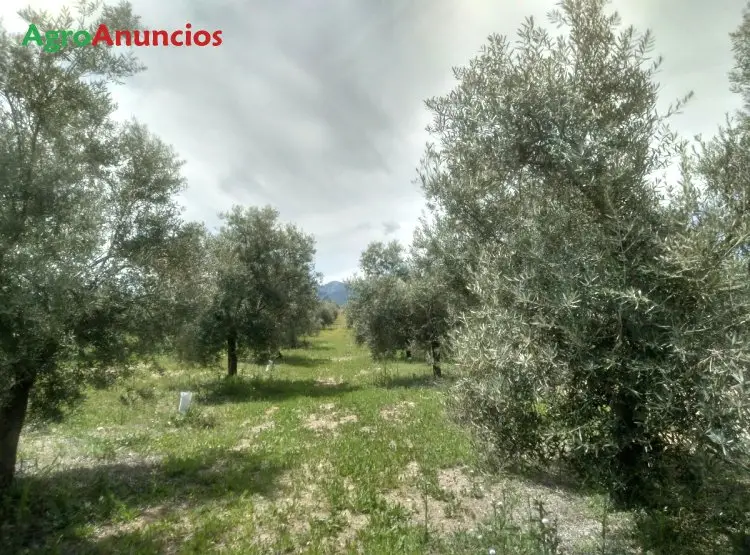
[305,342,335,351]
[376,372,458,390]
[0,449,287,553]
[289,340,334,351]
[279,354,331,368]
[200,376,359,405]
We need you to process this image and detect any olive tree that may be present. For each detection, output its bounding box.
[347,241,454,377]
[417,0,749,519]
[346,241,412,361]
[405,269,452,377]
[316,300,339,329]
[187,205,319,376]
[0,2,195,491]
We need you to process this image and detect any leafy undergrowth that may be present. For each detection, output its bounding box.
[4,318,639,554]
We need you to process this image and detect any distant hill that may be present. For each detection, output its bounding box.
[318,281,349,305]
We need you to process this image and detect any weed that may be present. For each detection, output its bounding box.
[2,317,650,553]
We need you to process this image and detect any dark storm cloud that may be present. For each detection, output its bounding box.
[104,0,467,280]
[3,0,744,280]
[110,0,750,280]
[123,0,452,205]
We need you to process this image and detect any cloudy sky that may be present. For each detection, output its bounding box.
[1,0,747,282]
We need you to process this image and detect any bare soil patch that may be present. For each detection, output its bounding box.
[398,460,422,483]
[304,412,358,433]
[233,417,277,451]
[18,434,163,476]
[384,464,637,553]
[95,502,191,545]
[316,376,344,386]
[277,462,369,549]
[379,401,416,422]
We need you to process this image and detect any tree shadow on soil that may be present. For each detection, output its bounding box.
[0,449,287,553]
[501,463,604,497]
[200,376,359,405]
[500,457,750,553]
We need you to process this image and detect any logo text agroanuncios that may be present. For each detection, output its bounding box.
[22,23,223,53]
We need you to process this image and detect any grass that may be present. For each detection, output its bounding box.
[3,317,640,554]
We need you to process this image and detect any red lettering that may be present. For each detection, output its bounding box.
[193,30,211,46]
[212,30,223,46]
[152,30,169,46]
[91,24,113,46]
[133,30,149,46]
[170,30,183,46]
[114,30,131,46]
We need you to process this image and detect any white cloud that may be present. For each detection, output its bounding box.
[2,0,747,281]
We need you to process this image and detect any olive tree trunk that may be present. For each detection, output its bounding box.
[227,333,238,377]
[0,376,34,494]
[430,339,442,378]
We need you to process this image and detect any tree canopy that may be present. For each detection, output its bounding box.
[0,2,196,490]
[183,205,319,376]
[405,0,750,540]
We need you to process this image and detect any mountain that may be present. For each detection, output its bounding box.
[318,281,349,305]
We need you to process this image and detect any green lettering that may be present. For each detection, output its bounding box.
[44,30,60,53]
[61,30,73,48]
[21,24,43,46]
[72,30,91,46]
